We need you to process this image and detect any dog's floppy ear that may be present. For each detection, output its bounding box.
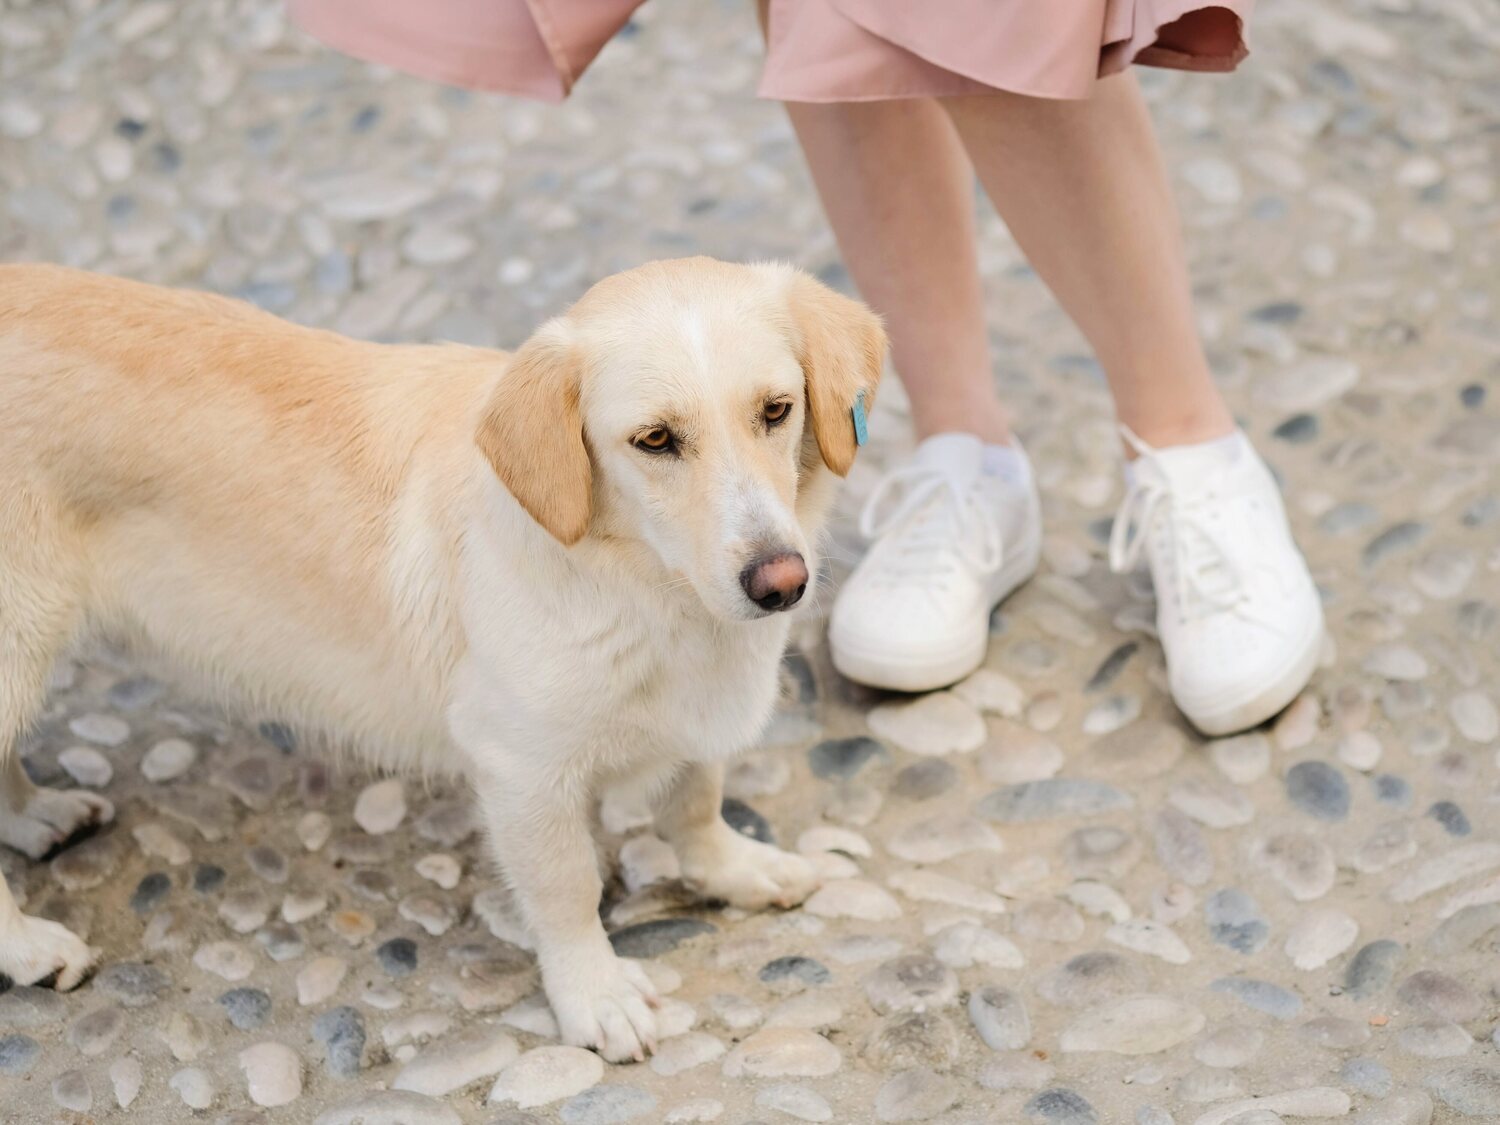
[785,272,887,477]
[475,320,592,545]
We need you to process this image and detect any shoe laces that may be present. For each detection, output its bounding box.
[1108,426,1257,626]
[858,462,1004,589]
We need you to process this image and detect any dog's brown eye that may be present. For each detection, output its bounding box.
[635,428,674,454]
[764,400,791,427]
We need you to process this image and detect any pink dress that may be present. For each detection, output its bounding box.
[288,0,1252,102]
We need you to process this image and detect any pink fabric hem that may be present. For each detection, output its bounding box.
[289,0,1254,104]
[288,0,567,100]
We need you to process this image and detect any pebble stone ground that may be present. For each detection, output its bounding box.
[3,0,1500,1122]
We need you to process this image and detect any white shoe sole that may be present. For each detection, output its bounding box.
[830,536,1040,694]
[1176,600,1326,737]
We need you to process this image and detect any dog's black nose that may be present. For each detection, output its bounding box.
[740,552,808,612]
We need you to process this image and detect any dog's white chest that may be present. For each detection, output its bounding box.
[452,556,789,771]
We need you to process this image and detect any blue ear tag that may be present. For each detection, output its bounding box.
[852,390,869,447]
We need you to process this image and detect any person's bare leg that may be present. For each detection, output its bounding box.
[944,73,1236,449]
[782,97,1011,444]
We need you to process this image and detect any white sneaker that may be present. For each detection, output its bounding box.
[1109,428,1324,736]
[830,433,1041,692]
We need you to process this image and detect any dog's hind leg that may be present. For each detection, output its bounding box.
[0,509,110,988]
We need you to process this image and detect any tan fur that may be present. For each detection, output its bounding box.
[475,320,591,546]
[0,257,884,1059]
[786,271,886,477]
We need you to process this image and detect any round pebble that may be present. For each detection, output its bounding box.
[58,746,113,787]
[169,1066,214,1110]
[239,1042,302,1107]
[721,1029,842,1078]
[1059,994,1205,1055]
[354,779,407,834]
[53,1069,92,1112]
[489,1046,605,1108]
[219,988,272,1030]
[142,738,197,781]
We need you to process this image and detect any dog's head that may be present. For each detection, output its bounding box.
[476,258,885,622]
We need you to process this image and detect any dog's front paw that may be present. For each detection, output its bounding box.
[0,788,114,860]
[0,913,97,991]
[545,952,660,1063]
[681,828,821,911]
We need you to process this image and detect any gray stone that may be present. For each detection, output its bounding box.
[1341,1057,1393,1098]
[1209,978,1302,1020]
[1251,832,1336,901]
[609,919,715,958]
[968,986,1030,1050]
[1193,1025,1263,1068]
[1285,761,1351,821]
[720,1029,841,1079]
[412,801,477,849]
[0,987,65,1029]
[219,988,272,1030]
[1154,809,1212,886]
[650,1033,726,1077]
[874,1068,958,1122]
[377,937,418,977]
[68,1004,125,1054]
[1428,800,1472,837]
[130,872,172,914]
[1427,904,1500,956]
[1396,970,1482,1022]
[1023,1088,1098,1125]
[1060,994,1204,1054]
[1398,1020,1473,1058]
[246,844,289,883]
[1039,952,1144,1008]
[807,737,886,780]
[1427,1068,1500,1117]
[312,1006,366,1077]
[978,1051,1054,1092]
[94,961,171,1007]
[890,760,957,801]
[1167,776,1253,828]
[51,836,121,890]
[1209,734,1271,784]
[0,1034,41,1074]
[1064,826,1141,880]
[53,1069,92,1112]
[1345,940,1404,998]
[977,779,1133,822]
[1204,889,1270,954]
[559,1086,657,1125]
[863,956,958,1015]
[760,956,830,988]
[754,1084,831,1123]
[863,1011,959,1071]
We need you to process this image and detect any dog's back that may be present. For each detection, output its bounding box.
[0,265,486,764]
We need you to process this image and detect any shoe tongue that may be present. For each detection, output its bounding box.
[911,432,985,481]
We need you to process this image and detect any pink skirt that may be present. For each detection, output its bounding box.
[288,0,1252,103]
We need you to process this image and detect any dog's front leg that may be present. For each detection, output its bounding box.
[469,761,660,1062]
[655,761,820,910]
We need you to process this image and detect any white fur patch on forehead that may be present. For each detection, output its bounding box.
[679,306,711,373]
[578,278,800,430]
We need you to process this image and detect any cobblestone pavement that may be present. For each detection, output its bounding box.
[4,0,1500,1121]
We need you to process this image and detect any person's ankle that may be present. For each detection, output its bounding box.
[1118,409,1236,455]
[912,403,1014,447]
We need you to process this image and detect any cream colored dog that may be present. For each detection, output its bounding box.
[0,258,883,1061]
